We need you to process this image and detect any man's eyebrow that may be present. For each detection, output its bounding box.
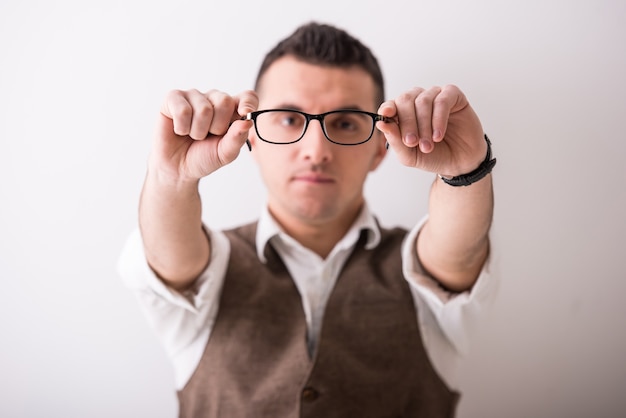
[267,104,368,112]
[270,103,302,111]
[335,104,367,111]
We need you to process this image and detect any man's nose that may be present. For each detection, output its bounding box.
[299,120,333,164]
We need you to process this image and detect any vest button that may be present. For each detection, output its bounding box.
[301,387,319,402]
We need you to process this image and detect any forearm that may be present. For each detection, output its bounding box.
[139,169,210,290]
[417,174,493,292]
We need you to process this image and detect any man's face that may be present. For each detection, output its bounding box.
[250,56,386,230]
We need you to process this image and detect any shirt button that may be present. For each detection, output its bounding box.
[301,387,320,402]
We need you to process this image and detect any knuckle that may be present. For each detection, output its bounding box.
[241,90,259,109]
[414,94,430,106]
[208,90,231,106]
[166,89,183,99]
[173,102,192,120]
[242,89,258,100]
[397,91,415,105]
[164,89,186,107]
[433,91,448,104]
[196,102,214,118]
[441,84,461,97]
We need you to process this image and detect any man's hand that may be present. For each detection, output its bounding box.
[377,85,493,292]
[151,89,258,183]
[376,85,486,178]
[139,89,257,289]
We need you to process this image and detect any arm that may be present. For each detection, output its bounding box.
[377,85,493,292]
[139,168,208,291]
[140,89,258,290]
[418,173,493,291]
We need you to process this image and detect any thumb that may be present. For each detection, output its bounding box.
[375,101,401,146]
[218,119,253,165]
[376,101,398,134]
[236,90,259,116]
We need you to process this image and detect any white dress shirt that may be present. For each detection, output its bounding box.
[118,204,496,391]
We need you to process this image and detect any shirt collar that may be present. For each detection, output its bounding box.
[256,203,381,262]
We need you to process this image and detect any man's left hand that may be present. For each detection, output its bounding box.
[376,85,487,178]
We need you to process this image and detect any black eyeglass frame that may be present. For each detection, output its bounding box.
[243,109,394,146]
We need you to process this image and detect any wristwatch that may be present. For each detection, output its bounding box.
[439,134,496,187]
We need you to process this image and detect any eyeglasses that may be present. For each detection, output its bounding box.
[244,109,393,146]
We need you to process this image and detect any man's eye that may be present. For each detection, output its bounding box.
[275,113,304,128]
[280,116,296,126]
[337,119,357,130]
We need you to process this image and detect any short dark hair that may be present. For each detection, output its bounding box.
[255,22,385,107]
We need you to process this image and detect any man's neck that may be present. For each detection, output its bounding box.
[269,205,363,259]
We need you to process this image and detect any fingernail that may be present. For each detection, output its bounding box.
[419,138,433,153]
[404,133,418,146]
[433,129,442,140]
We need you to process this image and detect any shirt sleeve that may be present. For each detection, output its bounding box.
[401,216,498,356]
[116,227,230,389]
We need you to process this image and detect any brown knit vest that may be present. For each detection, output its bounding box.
[178,222,459,417]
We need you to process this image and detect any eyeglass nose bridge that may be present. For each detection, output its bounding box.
[300,113,332,143]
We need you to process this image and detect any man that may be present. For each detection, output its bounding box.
[119,22,496,417]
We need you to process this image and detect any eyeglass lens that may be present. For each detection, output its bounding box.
[254,110,375,145]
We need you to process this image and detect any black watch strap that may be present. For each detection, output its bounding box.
[440,134,496,187]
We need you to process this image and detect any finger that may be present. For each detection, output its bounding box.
[394,87,424,148]
[376,100,401,143]
[235,90,259,117]
[414,87,442,152]
[184,89,216,140]
[218,119,252,164]
[431,85,459,142]
[161,90,194,137]
[376,100,423,167]
[204,90,237,137]
[229,90,258,148]
[377,100,397,120]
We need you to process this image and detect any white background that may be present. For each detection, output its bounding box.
[1,0,625,417]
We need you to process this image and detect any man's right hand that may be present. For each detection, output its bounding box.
[139,89,257,289]
[151,89,258,182]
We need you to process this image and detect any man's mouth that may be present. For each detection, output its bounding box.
[292,173,335,184]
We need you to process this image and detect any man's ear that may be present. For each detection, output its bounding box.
[247,133,260,161]
[369,132,387,171]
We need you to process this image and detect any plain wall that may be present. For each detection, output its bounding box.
[1,0,625,417]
